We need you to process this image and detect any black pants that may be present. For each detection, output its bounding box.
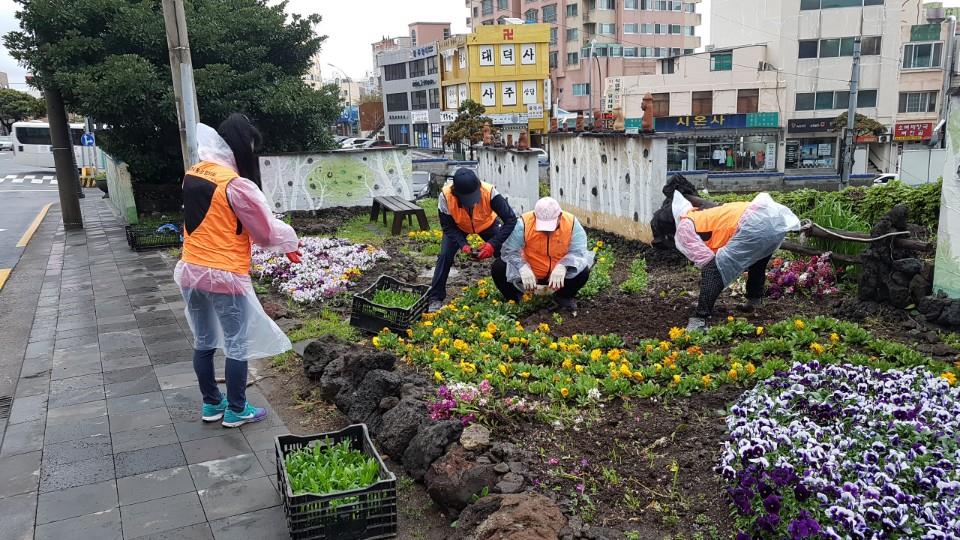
[428,224,500,302]
[695,256,770,318]
[490,259,592,302]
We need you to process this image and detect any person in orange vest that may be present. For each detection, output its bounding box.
[175,114,301,428]
[428,168,517,311]
[655,188,798,331]
[492,197,595,312]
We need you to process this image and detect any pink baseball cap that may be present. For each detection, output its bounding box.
[534,197,562,232]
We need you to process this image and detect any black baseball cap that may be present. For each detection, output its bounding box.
[452,168,481,207]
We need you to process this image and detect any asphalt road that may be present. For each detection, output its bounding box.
[0,152,60,273]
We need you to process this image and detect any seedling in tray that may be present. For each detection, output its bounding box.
[371,289,422,310]
[284,439,380,503]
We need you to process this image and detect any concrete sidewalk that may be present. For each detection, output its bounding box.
[0,196,290,539]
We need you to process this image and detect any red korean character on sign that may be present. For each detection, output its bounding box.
[503,28,514,41]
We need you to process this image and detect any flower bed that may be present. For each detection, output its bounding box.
[766,254,841,299]
[718,361,960,539]
[252,237,388,303]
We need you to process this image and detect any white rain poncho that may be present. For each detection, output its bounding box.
[173,124,298,361]
[500,215,596,288]
[672,192,800,287]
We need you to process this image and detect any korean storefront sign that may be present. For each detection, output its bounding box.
[410,44,436,60]
[527,104,544,119]
[479,45,494,66]
[440,111,458,124]
[480,83,496,107]
[501,81,517,106]
[410,110,429,124]
[893,122,933,142]
[656,112,779,132]
[787,118,833,133]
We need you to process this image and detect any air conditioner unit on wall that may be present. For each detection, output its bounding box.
[877,134,890,143]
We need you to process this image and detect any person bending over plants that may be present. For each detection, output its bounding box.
[651,175,800,332]
[492,197,595,313]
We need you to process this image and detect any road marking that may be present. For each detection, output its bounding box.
[42,176,54,180]
[0,178,4,183]
[11,178,23,183]
[0,268,10,291]
[50,180,57,185]
[23,175,34,179]
[3,175,14,179]
[16,202,53,248]
[30,178,43,184]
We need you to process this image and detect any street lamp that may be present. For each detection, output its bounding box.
[328,63,355,136]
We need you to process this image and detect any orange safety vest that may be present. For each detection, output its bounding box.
[443,182,498,234]
[522,211,575,280]
[181,161,252,275]
[683,201,750,252]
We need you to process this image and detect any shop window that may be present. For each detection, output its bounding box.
[737,89,759,113]
[903,42,943,69]
[572,83,590,96]
[388,124,410,145]
[710,53,732,71]
[383,63,406,81]
[799,40,818,58]
[899,91,938,113]
[652,93,670,117]
[410,90,428,110]
[691,91,712,115]
[386,92,408,112]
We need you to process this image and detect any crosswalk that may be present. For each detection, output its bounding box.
[0,174,57,185]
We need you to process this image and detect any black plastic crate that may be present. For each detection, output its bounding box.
[350,275,428,334]
[125,225,182,252]
[276,425,397,540]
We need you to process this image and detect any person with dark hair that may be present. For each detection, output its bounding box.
[175,114,301,428]
[427,167,518,312]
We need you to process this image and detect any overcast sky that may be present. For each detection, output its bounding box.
[3,0,960,85]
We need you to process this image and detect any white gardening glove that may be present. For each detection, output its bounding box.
[519,265,537,291]
[549,265,566,290]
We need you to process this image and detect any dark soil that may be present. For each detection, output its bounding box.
[289,206,369,236]
[505,385,744,538]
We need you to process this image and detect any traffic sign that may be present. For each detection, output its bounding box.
[81,133,96,147]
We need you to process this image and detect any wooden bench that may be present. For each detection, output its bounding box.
[370,196,430,236]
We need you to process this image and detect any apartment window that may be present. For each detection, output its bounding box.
[858,89,878,107]
[692,91,712,115]
[669,24,681,34]
[800,37,881,59]
[819,39,840,58]
[672,0,681,10]
[597,0,616,9]
[594,44,609,57]
[903,42,943,69]
[861,36,882,55]
[525,8,538,22]
[409,59,425,78]
[640,23,653,34]
[427,57,438,75]
[598,23,616,35]
[429,88,441,109]
[655,0,668,9]
[684,26,695,36]
[498,0,509,8]
[443,28,451,39]
[411,90,428,110]
[473,6,479,17]
[661,58,676,73]
[795,89,877,110]
[737,89,759,113]
[550,27,558,44]
[899,91,937,113]
[684,2,695,12]
[801,0,884,9]
[567,52,579,65]
[610,45,623,57]
[625,0,638,8]
[543,4,557,22]
[566,3,578,16]
[624,23,638,34]
[410,30,417,45]
[652,93,670,117]
[482,0,493,15]
[710,52,732,71]
[549,51,558,68]
[386,92,408,112]
[572,83,590,96]
[567,28,579,41]
[623,47,638,57]
[384,63,407,81]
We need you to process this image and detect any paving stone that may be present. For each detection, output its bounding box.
[174,420,228,443]
[103,365,156,385]
[34,507,122,540]
[20,359,52,378]
[48,386,105,408]
[49,373,103,394]
[99,330,145,353]
[135,523,214,540]
[0,450,41,497]
[117,466,196,506]
[36,479,118,524]
[106,391,165,415]
[39,453,114,492]
[97,320,141,334]
[55,333,100,349]
[181,431,254,465]
[240,426,289,453]
[51,358,102,380]
[163,388,209,423]
[189,453,266,491]
[151,349,194,365]
[120,492,207,539]
[100,346,150,360]
[209,505,287,540]
[0,491,38,540]
[198,476,280,521]
[46,400,107,424]
[115,442,186,478]
[146,339,194,355]
[44,417,110,444]
[110,406,171,433]
[14,374,49,398]
[104,372,161,398]
[24,339,54,360]
[101,355,152,372]
[112,423,179,453]
[8,394,48,424]
[135,311,178,327]
[0,419,45,456]
[155,361,196,377]
[158,372,198,391]
[42,433,112,466]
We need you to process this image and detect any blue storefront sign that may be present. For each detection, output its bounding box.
[655,112,779,132]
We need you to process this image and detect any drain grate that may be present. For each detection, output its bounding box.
[0,395,12,421]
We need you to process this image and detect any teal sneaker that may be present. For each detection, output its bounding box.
[202,397,228,422]
[222,403,267,428]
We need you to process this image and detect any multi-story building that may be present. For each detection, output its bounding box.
[372,36,415,79]
[439,24,553,143]
[409,22,453,47]
[327,77,362,106]
[465,0,701,115]
[378,42,445,148]
[304,53,323,90]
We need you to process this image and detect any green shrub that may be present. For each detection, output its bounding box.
[620,257,649,294]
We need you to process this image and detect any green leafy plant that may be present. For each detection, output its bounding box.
[0,88,44,133]
[443,99,494,160]
[284,439,380,497]
[580,242,615,298]
[372,289,422,309]
[620,257,649,294]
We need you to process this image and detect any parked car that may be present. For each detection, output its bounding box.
[0,136,12,151]
[339,137,358,148]
[872,173,898,186]
[530,147,549,166]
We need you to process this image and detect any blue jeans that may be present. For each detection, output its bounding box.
[428,224,500,302]
[193,349,248,413]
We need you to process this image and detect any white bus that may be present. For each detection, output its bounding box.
[11,122,91,169]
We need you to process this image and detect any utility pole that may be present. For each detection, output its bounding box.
[840,37,861,189]
[162,0,199,170]
[44,87,83,229]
